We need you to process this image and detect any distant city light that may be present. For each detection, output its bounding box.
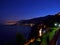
[43,30,46,34]
[37,38,41,42]
[54,23,57,26]
[58,24,60,27]
[39,28,42,36]
[57,12,60,15]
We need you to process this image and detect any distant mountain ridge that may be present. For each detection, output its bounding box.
[1,12,60,26]
[18,15,53,24]
[17,13,60,26]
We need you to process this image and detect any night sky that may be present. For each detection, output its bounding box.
[0,0,60,23]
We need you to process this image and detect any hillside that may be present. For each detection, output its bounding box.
[17,13,60,27]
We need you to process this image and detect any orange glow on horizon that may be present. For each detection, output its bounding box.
[4,21,17,25]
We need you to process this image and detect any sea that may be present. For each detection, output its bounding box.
[0,25,31,45]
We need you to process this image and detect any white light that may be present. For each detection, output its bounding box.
[54,23,57,26]
[59,24,60,27]
[43,30,46,34]
[39,28,42,36]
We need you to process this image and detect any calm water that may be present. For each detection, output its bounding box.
[16,25,31,39]
[0,25,31,45]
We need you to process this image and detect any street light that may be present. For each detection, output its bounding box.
[39,28,42,36]
[54,23,58,26]
[58,24,60,27]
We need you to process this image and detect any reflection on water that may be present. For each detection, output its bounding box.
[17,25,31,39]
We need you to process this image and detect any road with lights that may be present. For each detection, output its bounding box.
[24,23,60,45]
[40,23,60,45]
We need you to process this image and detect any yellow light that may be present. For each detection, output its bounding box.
[29,38,35,42]
[39,28,42,36]
[37,38,41,42]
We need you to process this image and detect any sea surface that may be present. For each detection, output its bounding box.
[0,25,31,45]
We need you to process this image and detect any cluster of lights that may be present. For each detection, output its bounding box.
[54,23,60,27]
